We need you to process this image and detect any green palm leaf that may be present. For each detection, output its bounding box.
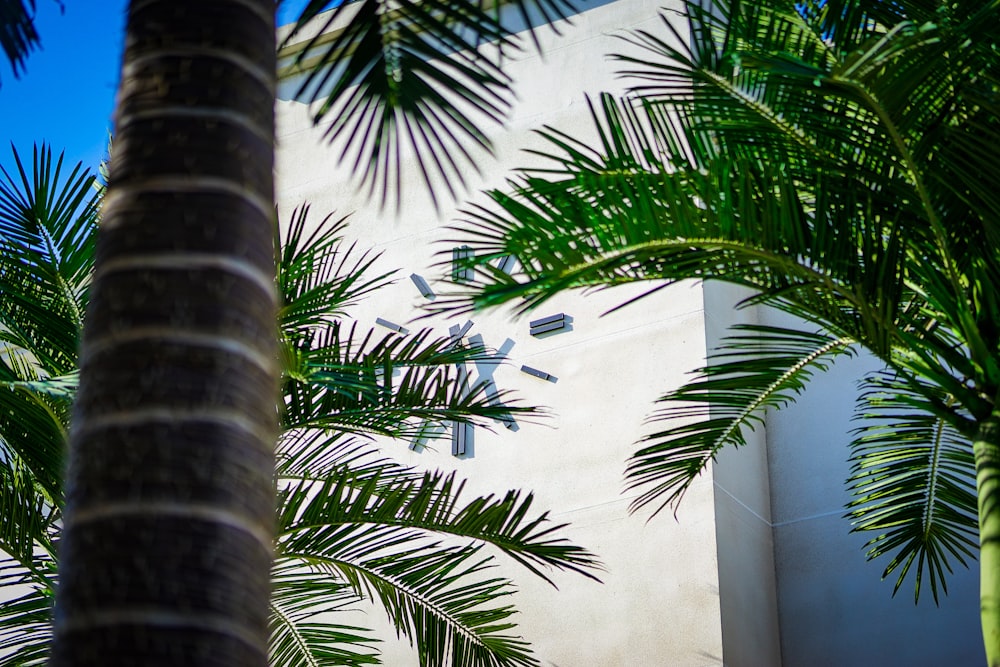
[276,203,536,439]
[0,458,57,568]
[0,555,55,667]
[628,324,855,516]
[445,91,911,362]
[0,145,94,373]
[440,0,999,658]
[278,465,601,585]
[269,560,381,667]
[353,546,530,667]
[0,352,68,507]
[0,144,598,665]
[276,428,415,483]
[847,371,979,603]
[445,0,999,629]
[275,460,600,666]
[0,145,96,506]
[277,206,393,340]
[283,321,534,437]
[0,146,92,667]
[0,370,77,400]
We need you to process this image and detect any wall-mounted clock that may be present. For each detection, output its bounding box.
[369,247,575,459]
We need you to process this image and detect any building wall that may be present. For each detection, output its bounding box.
[275,1,724,665]
[708,284,984,667]
[275,1,985,665]
[706,282,782,667]
[761,304,983,667]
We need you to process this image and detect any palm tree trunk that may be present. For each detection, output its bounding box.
[50,2,278,665]
[975,394,1000,667]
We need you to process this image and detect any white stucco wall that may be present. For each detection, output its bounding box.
[275,1,723,665]
[706,282,783,667]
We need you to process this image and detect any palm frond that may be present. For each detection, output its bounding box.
[283,321,535,437]
[0,146,94,507]
[277,206,393,340]
[0,554,55,667]
[280,0,576,208]
[0,144,96,372]
[627,324,856,517]
[846,370,978,604]
[0,142,595,665]
[279,531,536,667]
[276,428,418,483]
[274,436,600,667]
[438,0,997,630]
[269,560,381,667]
[443,0,992,376]
[351,545,534,667]
[441,91,911,365]
[0,0,40,82]
[0,352,68,506]
[0,370,77,400]
[0,456,57,568]
[278,468,601,584]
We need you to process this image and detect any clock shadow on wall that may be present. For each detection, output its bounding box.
[389,255,573,461]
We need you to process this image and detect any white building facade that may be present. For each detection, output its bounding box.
[275,1,983,665]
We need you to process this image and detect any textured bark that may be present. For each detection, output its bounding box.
[51,1,278,665]
[976,397,1000,667]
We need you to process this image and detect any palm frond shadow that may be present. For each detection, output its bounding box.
[280,0,579,210]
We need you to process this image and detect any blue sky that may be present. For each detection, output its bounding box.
[0,0,312,174]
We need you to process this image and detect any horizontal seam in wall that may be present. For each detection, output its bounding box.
[770,508,845,528]
[714,482,846,528]
[714,482,771,526]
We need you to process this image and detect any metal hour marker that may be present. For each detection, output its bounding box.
[376,317,409,334]
[520,365,557,383]
[448,320,474,345]
[452,245,474,283]
[529,313,568,336]
[452,421,472,456]
[496,255,516,274]
[410,273,435,299]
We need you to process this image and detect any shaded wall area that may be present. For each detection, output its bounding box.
[707,282,984,667]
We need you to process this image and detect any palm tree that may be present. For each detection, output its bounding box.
[442,0,1000,662]
[43,0,587,662]
[49,1,280,663]
[0,144,600,666]
[0,144,90,667]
